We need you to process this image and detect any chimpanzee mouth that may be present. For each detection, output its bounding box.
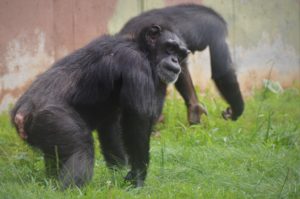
[158,67,181,84]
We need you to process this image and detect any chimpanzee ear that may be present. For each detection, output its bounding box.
[145,25,161,49]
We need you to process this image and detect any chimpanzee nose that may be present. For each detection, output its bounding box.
[171,57,178,63]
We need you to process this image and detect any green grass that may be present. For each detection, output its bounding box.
[0,87,299,198]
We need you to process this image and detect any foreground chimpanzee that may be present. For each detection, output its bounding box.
[11,24,190,188]
[120,4,244,124]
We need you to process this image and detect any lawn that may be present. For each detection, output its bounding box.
[0,87,299,198]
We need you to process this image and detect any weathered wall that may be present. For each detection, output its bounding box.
[202,0,300,92]
[0,0,299,112]
[0,0,117,111]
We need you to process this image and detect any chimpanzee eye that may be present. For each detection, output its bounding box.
[165,43,178,55]
[177,47,190,62]
[178,50,188,60]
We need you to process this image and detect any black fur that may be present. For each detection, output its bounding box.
[120,4,244,121]
[11,25,189,188]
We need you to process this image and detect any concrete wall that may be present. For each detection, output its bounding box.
[0,0,299,111]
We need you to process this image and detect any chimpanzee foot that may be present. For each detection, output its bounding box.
[124,170,145,187]
[188,104,207,125]
[124,170,135,182]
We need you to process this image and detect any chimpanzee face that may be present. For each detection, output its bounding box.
[144,25,190,84]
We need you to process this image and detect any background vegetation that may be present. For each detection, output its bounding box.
[0,86,299,198]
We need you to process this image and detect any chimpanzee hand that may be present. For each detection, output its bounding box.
[222,107,240,121]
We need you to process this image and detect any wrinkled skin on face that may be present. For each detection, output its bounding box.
[156,31,190,84]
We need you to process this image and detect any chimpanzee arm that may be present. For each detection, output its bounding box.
[121,108,153,187]
[119,67,156,187]
[209,38,244,120]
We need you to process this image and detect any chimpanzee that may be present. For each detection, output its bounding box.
[120,4,244,124]
[11,24,190,188]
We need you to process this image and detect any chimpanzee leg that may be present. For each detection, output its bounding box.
[121,111,152,187]
[58,147,94,189]
[97,113,127,169]
[27,106,94,188]
[175,61,207,124]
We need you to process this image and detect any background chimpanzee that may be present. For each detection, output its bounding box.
[120,4,244,124]
[11,24,190,188]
